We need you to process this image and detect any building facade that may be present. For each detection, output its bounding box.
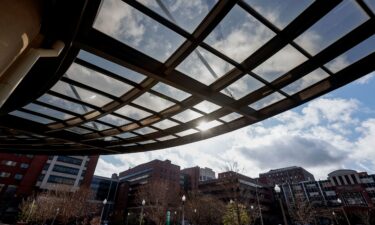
[260,166,315,185]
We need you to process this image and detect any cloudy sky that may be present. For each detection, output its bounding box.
[95,71,375,180]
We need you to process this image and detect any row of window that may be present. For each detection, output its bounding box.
[0,172,23,180]
[57,156,83,165]
[47,175,76,185]
[0,160,30,169]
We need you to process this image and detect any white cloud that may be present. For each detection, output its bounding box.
[355,72,375,85]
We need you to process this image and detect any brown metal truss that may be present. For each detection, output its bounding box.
[0,0,374,154]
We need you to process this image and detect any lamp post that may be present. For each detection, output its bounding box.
[99,199,107,225]
[51,208,59,225]
[274,185,288,225]
[332,211,339,225]
[193,208,197,225]
[139,199,146,225]
[337,198,351,225]
[126,212,130,225]
[181,195,186,225]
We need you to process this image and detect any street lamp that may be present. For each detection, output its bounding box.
[337,198,351,225]
[182,195,186,225]
[99,199,107,225]
[274,185,287,225]
[51,208,59,225]
[126,212,130,225]
[139,199,146,225]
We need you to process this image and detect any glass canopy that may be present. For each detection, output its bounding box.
[0,0,374,154]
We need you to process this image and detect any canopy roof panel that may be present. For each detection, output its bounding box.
[0,0,374,154]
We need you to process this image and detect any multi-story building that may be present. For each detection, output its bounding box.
[180,166,215,191]
[36,155,98,190]
[199,167,215,181]
[199,171,273,212]
[0,153,98,223]
[259,166,315,185]
[118,159,181,208]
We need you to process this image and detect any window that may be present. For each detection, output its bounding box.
[1,160,17,166]
[47,175,76,185]
[20,163,29,169]
[57,156,83,165]
[14,174,23,180]
[0,172,11,178]
[52,165,80,175]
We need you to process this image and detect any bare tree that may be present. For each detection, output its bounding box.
[288,196,316,225]
[136,180,178,225]
[223,202,249,225]
[352,208,375,225]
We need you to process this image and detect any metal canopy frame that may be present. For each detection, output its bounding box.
[0,0,374,154]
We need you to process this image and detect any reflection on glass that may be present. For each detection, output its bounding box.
[245,0,313,29]
[115,105,152,120]
[117,132,137,139]
[122,143,137,147]
[176,129,198,137]
[132,93,174,112]
[205,5,275,62]
[157,135,176,141]
[137,0,217,32]
[152,119,179,130]
[65,127,92,134]
[294,1,368,55]
[172,109,202,122]
[193,100,220,113]
[101,136,118,142]
[249,92,285,110]
[325,35,375,73]
[176,47,233,85]
[10,111,54,124]
[98,114,130,126]
[82,122,111,131]
[282,68,329,95]
[152,82,191,101]
[197,120,222,131]
[51,81,112,107]
[364,0,375,13]
[252,45,307,82]
[221,74,264,99]
[78,50,146,83]
[66,63,132,97]
[133,126,157,135]
[24,103,74,120]
[38,94,94,115]
[220,112,242,122]
[94,0,185,62]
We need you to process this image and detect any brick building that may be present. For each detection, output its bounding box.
[259,166,315,185]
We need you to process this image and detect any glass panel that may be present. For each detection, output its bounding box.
[98,114,130,126]
[157,135,176,141]
[197,120,222,131]
[137,0,217,32]
[137,140,156,145]
[51,81,112,107]
[294,1,369,55]
[176,129,198,137]
[252,45,307,82]
[132,93,174,112]
[245,0,313,29]
[117,132,137,139]
[10,111,54,124]
[176,47,234,85]
[134,127,157,135]
[152,82,191,101]
[172,109,203,123]
[205,5,275,62]
[122,143,137,147]
[101,136,118,142]
[220,112,242,122]
[65,127,92,134]
[115,105,152,120]
[193,101,220,113]
[249,92,285,110]
[282,68,329,95]
[78,50,146,83]
[66,63,132,97]
[364,0,375,13]
[38,94,93,114]
[152,119,179,130]
[325,35,375,73]
[82,122,111,131]
[24,103,74,120]
[221,74,264,99]
[94,0,185,62]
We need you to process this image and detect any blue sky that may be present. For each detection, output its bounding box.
[95,71,375,180]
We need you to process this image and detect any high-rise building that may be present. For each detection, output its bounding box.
[36,155,98,190]
[259,166,315,185]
